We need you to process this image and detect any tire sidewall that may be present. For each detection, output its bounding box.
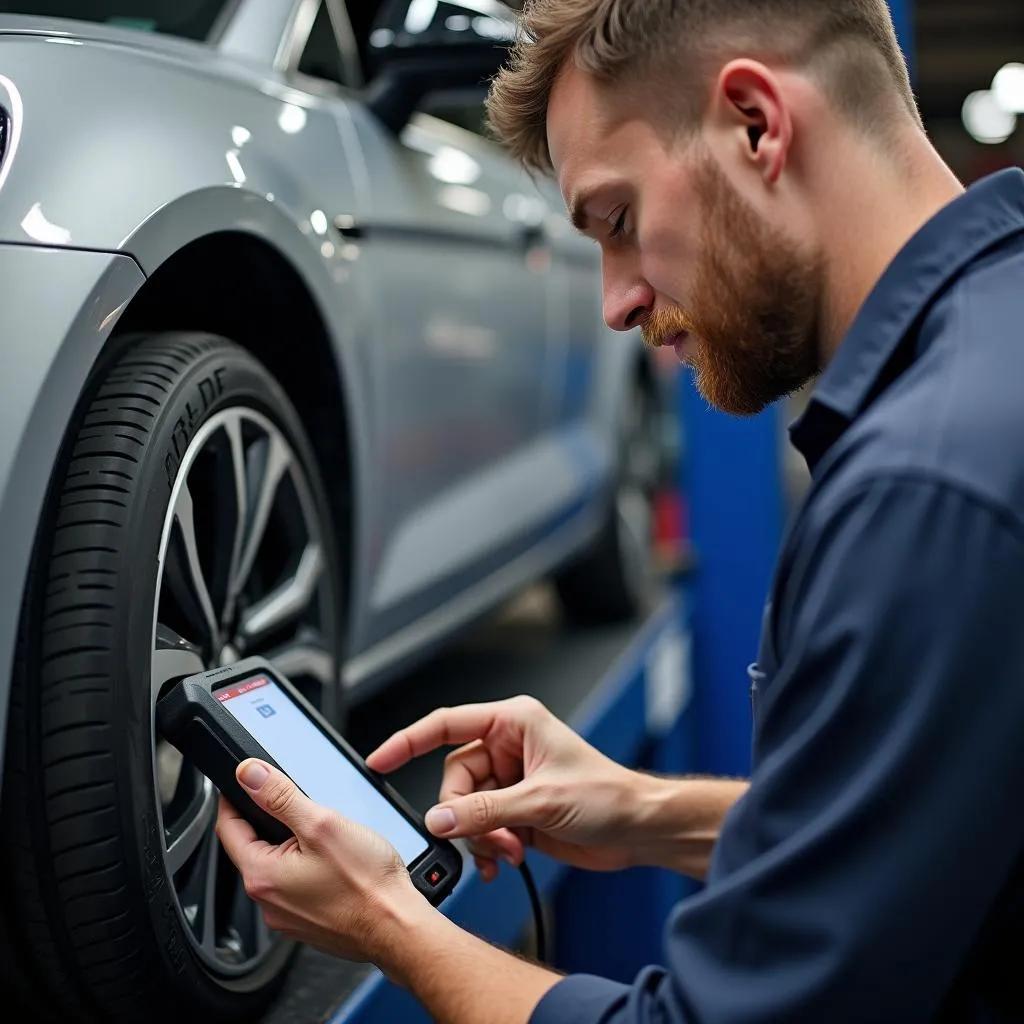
[113,338,340,1012]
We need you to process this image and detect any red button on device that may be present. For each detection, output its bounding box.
[426,864,447,887]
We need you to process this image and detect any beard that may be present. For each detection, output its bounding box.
[641,154,825,417]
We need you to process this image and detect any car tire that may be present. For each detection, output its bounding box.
[555,375,663,625]
[0,332,345,1023]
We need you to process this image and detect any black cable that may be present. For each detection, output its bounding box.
[518,861,547,964]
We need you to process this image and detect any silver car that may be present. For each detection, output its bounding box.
[0,1,666,1019]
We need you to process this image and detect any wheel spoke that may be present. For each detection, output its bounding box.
[199,830,221,956]
[151,628,205,699]
[230,434,291,608]
[174,482,221,648]
[156,741,185,806]
[166,778,217,876]
[265,631,335,687]
[221,414,249,630]
[238,542,324,646]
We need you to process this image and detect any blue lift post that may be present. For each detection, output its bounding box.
[326,4,915,1017]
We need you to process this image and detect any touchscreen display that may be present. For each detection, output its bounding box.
[217,676,429,866]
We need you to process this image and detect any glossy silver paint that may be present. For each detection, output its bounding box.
[0,0,650,770]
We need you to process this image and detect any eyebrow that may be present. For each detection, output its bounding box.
[568,187,599,234]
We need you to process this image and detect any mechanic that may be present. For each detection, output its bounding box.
[215,0,1024,1020]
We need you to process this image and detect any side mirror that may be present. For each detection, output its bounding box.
[365,0,518,133]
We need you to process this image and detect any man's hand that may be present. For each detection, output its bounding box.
[215,759,429,963]
[366,695,646,882]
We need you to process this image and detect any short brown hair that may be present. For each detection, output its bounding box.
[486,0,921,174]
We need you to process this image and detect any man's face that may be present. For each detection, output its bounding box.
[547,65,825,416]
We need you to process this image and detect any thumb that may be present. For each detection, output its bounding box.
[237,759,321,837]
[425,780,541,839]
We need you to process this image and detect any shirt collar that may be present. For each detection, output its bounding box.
[791,167,1024,469]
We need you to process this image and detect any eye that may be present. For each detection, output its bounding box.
[609,206,629,239]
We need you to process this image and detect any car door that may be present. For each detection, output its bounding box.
[291,0,563,653]
[340,102,559,642]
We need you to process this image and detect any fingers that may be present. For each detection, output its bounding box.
[425,779,541,842]
[216,795,269,871]
[468,829,527,865]
[366,704,503,773]
[440,740,496,804]
[366,696,547,773]
[236,759,331,842]
[474,855,499,883]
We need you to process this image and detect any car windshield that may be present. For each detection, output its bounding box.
[0,1,231,41]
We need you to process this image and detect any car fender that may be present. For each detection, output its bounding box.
[121,184,376,631]
[0,43,377,679]
[0,246,145,791]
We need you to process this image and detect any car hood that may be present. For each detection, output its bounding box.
[0,13,273,84]
[0,12,226,57]
[0,21,358,261]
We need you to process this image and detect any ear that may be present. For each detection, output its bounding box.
[709,59,792,185]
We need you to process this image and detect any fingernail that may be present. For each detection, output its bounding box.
[425,807,456,835]
[239,761,269,791]
[503,854,517,868]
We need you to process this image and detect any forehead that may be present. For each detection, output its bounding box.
[548,65,679,212]
[547,64,616,193]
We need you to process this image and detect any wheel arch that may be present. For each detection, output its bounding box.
[0,209,371,788]
[112,229,361,636]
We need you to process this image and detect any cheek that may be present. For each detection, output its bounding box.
[638,219,699,307]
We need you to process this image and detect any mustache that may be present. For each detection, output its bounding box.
[639,307,700,348]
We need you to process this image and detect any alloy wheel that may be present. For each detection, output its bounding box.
[148,407,339,979]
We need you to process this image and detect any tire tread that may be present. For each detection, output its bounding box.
[1,331,321,1022]
[0,334,204,1021]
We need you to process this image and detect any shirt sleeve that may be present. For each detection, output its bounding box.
[530,474,1024,1024]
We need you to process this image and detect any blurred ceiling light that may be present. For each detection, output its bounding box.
[438,185,492,217]
[503,193,547,227]
[405,0,438,33]
[446,0,514,17]
[992,62,1024,114]
[225,149,246,184]
[278,103,307,134]
[310,209,329,235]
[20,202,71,245]
[231,125,251,147]
[962,90,1016,145]
[428,146,482,185]
[471,15,516,41]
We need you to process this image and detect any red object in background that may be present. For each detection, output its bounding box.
[653,486,694,577]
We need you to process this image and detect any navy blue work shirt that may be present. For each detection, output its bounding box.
[531,167,1024,1023]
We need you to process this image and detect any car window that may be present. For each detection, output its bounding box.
[420,87,491,139]
[0,1,232,40]
[297,1,345,85]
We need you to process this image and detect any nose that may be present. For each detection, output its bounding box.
[602,259,655,333]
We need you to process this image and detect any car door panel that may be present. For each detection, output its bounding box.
[337,104,598,645]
